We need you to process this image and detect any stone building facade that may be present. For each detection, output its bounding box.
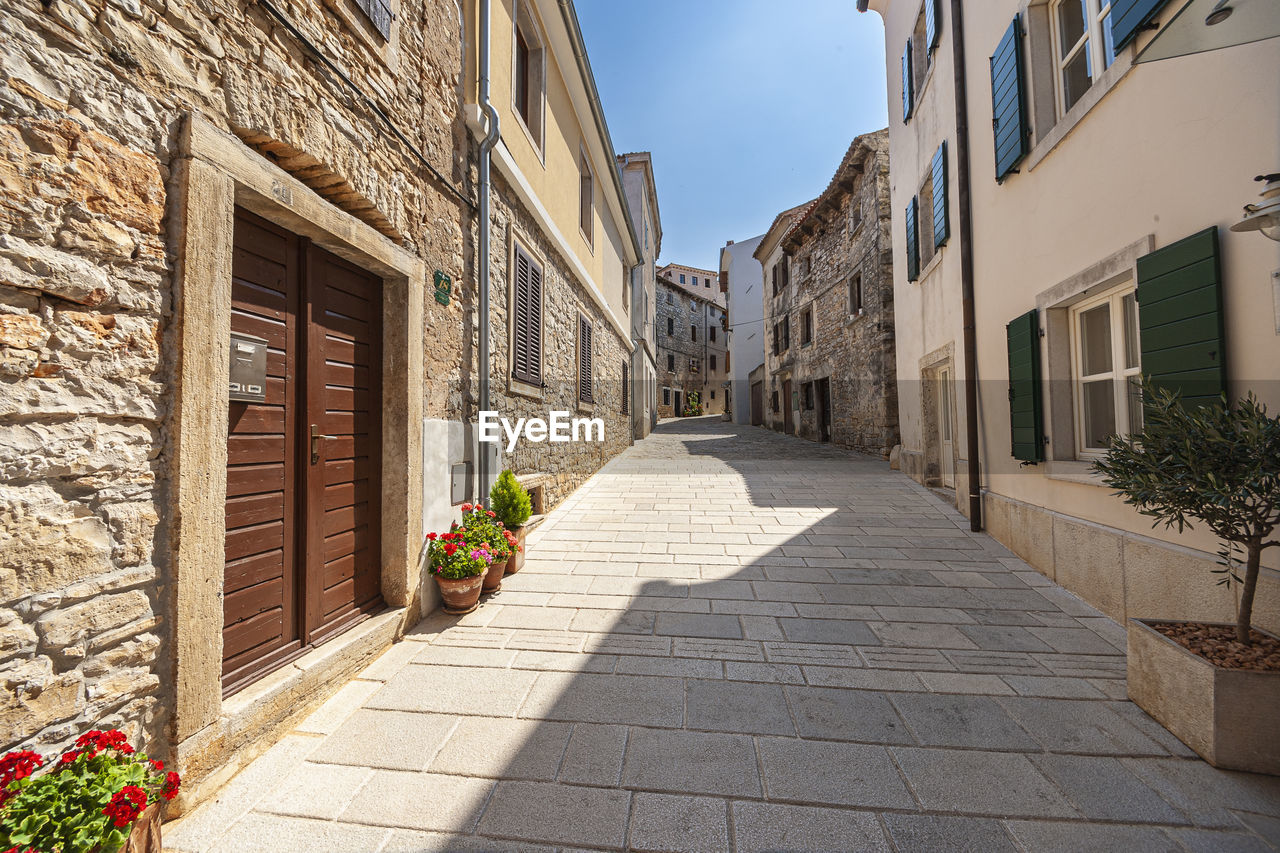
[0,0,640,811]
[757,130,898,457]
[655,271,728,418]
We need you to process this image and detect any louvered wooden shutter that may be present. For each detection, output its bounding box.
[621,360,629,414]
[925,0,941,52]
[1136,226,1226,408]
[990,16,1030,183]
[1110,0,1169,51]
[512,246,542,386]
[578,315,593,403]
[1007,309,1044,462]
[902,41,915,122]
[932,141,950,248]
[354,0,392,40]
[905,196,920,281]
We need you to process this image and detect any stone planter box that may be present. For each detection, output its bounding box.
[1127,618,1280,775]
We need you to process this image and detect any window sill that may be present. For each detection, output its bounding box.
[843,310,868,328]
[915,247,944,285]
[1024,47,1134,174]
[512,110,546,167]
[508,377,544,401]
[577,400,595,415]
[1044,459,1109,487]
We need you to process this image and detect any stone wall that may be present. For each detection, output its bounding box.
[0,0,466,761]
[476,173,632,507]
[761,131,898,457]
[655,279,726,418]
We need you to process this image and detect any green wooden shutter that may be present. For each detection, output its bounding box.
[990,15,1029,183]
[1111,0,1169,51]
[1136,226,1226,408]
[905,196,920,281]
[932,141,949,248]
[925,0,941,52]
[902,41,914,122]
[1007,309,1044,462]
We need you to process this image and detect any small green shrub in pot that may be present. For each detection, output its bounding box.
[489,470,532,529]
[1093,381,1280,645]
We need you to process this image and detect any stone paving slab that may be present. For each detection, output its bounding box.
[169,418,1280,852]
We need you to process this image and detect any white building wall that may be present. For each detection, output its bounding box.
[721,235,766,425]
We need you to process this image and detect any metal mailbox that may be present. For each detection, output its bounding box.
[228,331,268,403]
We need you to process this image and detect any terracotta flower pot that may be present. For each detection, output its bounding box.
[436,574,484,614]
[481,554,505,592]
[505,526,527,575]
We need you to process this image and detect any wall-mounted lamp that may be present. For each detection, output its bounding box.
[1229,174,1280,241]
[1205,0,1234,26]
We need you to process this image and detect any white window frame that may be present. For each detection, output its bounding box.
[1069,282,1140,459]
[1049,0,1115,118]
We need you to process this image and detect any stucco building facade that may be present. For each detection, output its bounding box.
[617,152,662,439]
[720,235,766,426]
[0,0,640,810]
[860,0,1279,632]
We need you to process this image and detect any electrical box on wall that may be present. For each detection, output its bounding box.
[228,332,268,403]
[450,462,471,505]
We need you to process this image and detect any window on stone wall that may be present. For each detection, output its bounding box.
[725,350,730,372]
[667,353,675,372]
[690,358,700,374]
[680,274,686,284]
[711,389,716,399]
[511,243,543,386]
[577,313,593,403]
[917,170,937,270]
[579,147,594,247]
[710,354,717,372]
[513,1,547,154]
[667,317,674,336]
[850,272,864,316]
[801,308,813,346]
[782,317,790,351]
[771,390,779,411]
[850,198,864,233]
[621,361,629,414]
[663,387,671,406]
[691,324,697,342]
[666,291,673,305]
[710,326,716,343]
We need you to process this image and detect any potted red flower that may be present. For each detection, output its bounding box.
[0,729,179,853]
[426,509,496,614]
[459,504,511,593]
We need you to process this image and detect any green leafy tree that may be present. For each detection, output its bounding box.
[1093,382,1280,645]
[489,470,532,529]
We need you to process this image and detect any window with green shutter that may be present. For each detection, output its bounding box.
[932,141,949,248]
[1110,0,1169,51]
[990,15,1030,183]
[905,196,920,282]
[1007,309,1045,462]
[1136,226,1226,408]
[902,41,915,122]
[925,0,941,52]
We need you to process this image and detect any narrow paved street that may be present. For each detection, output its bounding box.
[169,418,1280,852]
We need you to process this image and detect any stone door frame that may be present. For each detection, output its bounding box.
[167,113,424,803]
[919,342,956,489]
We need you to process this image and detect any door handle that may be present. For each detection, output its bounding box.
[310,424,334,464]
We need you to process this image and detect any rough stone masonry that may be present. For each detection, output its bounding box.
[0,0,468,762]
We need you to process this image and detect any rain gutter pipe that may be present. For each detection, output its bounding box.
[477,0,501,501]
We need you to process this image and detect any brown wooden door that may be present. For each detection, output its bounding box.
[782,379,794,434]
[224,209,383,693]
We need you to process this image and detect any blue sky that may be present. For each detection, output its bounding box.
[575,0,888,271]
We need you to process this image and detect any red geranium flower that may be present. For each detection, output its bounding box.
[161,771,181,801]
[102,785,147,828]
[460,503,472,512]
[486,511,496,518]
[427,532,437,541]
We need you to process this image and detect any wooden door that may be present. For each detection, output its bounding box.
[223,209,383,694]
[816,378,832,443]
[938,366,955,487]
[750,381,763,425]
[778,379,788,432]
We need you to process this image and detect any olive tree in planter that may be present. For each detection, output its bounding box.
[1094,383,1280,773]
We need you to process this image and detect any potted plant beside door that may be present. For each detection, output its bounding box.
[489,470,531,575]
[426,522,493,615]
[1095,383,1280,774]
[0,728,179,853]
[459,503,511,593]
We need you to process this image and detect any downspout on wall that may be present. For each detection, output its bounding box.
[477,0,501,500]
[949,0,984,532]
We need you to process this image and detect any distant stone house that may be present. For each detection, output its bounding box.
[756,130,898,457]
[655,264,728,417]
[0,0,640,812]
